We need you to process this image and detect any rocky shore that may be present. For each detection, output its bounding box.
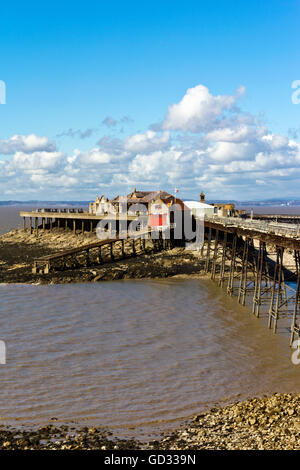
[1,394,300,450]
[0,229,205,284]
[151,393,300,450]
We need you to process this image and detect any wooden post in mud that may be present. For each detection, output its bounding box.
[73,220,76,234]
[159,230,163,250]
[81,221,84,235]
[121,239,125,258]
[57,219,60,230]
[65,219,68,231]
[90,221,93,233]
[35,217,38,236]
[97,246,102,264]
[42,218,45,231]
[23,216,26,231]
[29,217,32,234]
[49,218,53,231]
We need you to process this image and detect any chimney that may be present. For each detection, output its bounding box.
[200,191,205,203]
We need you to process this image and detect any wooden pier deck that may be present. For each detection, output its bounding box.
[20,209,138,235]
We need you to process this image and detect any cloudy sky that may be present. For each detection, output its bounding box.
[0,0,299,201]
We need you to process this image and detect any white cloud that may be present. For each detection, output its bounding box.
[10,150,65,171]
[0,134,56,154]
[124,130,170,153]
[207,141,258,163]
[30,173,77,187]
[1,84,300,200]
[163,84,244,132]
[74,148,112,166]
[206,124,265,143]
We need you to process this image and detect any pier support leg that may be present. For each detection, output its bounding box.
[238,238,249,305]
[29,217,32,234]
[23,217,26,231]
[218,232,227,287]
[227,234,237,296]
[44,261,50,274]
[73,220,76,234]
[211,230,219,280]
[35,217,38,236]
[268,246,284,333]
[97,246,102,264]
[121,240,125,258]
[290,250,300,345]
[205,228,212,273]
[42,218,45,231]
[252,240,264,317]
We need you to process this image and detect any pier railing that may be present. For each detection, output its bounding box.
[205,215,300,239]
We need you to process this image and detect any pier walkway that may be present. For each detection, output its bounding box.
[32,229,172,274]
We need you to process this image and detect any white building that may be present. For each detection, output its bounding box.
[184,200,215,218]
[89,195,112,215]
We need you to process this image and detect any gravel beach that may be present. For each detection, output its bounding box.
[1,394,300,450]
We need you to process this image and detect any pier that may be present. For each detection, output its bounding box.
[201,216,300,345]
[32,229,172,274]
[20,206,300,346]
[20,209,137,235]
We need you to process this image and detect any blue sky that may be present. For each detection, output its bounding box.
[0,0,299,201]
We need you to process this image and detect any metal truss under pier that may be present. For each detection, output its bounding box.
[200,216,300,346]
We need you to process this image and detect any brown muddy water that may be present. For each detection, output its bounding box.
[1,280,300,440]
[1,206,300,440]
